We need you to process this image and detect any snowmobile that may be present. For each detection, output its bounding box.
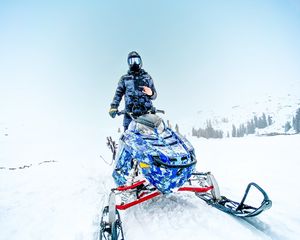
[99,109,272,240]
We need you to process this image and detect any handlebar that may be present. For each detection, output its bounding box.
[117,108,165,117]
[156,109,165,114]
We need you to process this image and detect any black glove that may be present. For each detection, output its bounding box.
[109,107,118,118]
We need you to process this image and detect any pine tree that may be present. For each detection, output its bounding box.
[241,124,246,137]
[294,108,300,133]
[246,120,255,134]
[268,115,273,126]
[232,124,237,137]
[293,117,296,131]
[254,116,258,128]
[236,124,246,137]
[257,113,268,129]
[205,120,213,138]
[284,121,292,133]
[262,113,268,128]
[175,124,179,133]
[192,127,197,137]
[167,120,171,128]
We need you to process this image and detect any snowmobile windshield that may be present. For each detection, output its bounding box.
[135,114,165,135]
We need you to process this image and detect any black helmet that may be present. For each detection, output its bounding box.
[127,51,142,72]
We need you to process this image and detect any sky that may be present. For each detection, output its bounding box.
[0,0,300,137]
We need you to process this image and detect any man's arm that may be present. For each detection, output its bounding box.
[146,75,157,100]
[111,77,125,108]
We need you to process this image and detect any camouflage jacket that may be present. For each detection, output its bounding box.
[111,69,157,116]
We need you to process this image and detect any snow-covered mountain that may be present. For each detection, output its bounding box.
[191,93,300,137]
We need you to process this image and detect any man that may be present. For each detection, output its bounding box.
[109,51,157,131]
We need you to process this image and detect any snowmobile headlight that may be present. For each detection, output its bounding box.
[139,162,150,169]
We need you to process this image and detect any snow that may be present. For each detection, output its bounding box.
[1,122,300,240]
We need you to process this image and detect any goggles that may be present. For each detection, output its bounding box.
[128,56,141,66]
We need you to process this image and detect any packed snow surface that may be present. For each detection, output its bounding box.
[1,124,300,240]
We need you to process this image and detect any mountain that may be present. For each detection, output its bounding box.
[191,93,300,137]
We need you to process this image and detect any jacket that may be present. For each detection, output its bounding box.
[111,69,157,118]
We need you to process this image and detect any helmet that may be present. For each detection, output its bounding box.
[127,51,142,72]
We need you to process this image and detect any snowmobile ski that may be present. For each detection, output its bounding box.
[99,192,125,240]
[196,182,272,218]
[99,206,124,240]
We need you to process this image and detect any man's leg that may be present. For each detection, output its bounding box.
[123,115,132,132]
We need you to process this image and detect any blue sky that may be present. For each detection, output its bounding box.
[0,0,300,135]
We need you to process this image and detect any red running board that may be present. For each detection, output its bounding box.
[115,180,214,210]
[116,191,161,210]
[178,186,214,193]
[116,180,146,191]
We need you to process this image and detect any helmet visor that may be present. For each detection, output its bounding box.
[128,56,141,66]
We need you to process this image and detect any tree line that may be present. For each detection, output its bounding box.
[192,120,223,139]
[232,113,272,137]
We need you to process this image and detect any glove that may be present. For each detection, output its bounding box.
[109,107,118,118]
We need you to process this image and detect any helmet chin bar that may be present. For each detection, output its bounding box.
[130,63,141,72]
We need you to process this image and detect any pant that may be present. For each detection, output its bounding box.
[123,114,132,131]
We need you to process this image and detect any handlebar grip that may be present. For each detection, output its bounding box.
[117,110,126,116]
[156,109,165,114]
